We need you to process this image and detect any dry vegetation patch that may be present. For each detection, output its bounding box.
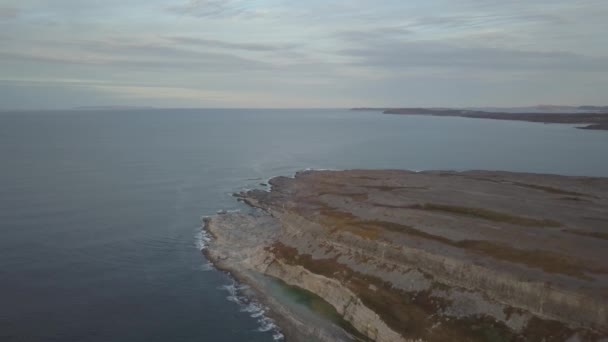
[316,207,601,278]
[410,203,562,227]
[563,229,608,241]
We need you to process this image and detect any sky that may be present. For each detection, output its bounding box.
[0,0,607,109]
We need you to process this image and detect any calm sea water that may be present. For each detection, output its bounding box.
[1,109,607,342]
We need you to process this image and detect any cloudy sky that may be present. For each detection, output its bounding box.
[0,0,607,109]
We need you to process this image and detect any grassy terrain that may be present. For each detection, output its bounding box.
[411,203,562,227]
[316,207,605,279]
[563,229,608,241]
[511,182,588,197]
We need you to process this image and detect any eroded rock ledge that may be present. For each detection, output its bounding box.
[204,169,608,341]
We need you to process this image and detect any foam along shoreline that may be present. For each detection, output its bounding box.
[203,169,608,341]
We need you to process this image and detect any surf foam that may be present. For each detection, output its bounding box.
[218,279,284,340]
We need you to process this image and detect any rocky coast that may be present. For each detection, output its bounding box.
[204,169,608,341]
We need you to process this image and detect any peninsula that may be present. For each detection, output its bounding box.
[352,107,608,130]
[204,170,608,341]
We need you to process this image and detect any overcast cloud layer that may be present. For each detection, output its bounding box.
[1,0,607,109]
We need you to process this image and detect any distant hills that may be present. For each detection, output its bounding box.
[352,106,608,130]
[71,106,158,111]
[353,105,608,113]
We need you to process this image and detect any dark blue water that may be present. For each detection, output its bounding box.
[1,109,607,342]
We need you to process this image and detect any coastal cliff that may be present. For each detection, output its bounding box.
[204,170,608,341]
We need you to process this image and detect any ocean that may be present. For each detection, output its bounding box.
[1,109,607,341]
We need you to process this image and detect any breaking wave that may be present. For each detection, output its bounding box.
[195,217,284,340]
[194,227,211,251]
[195,222,215,271]
[219,280,284,341]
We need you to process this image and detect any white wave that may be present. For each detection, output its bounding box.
[217,208,241,215]
[217,279,284,340]
[303,167,342,172]
[257,319,277,332]
[194,229,211,251]
[259,177,275,192]
[272,331,285,341]
[241,302,263,314]
[199,263,215,272]
[195,227,282,338]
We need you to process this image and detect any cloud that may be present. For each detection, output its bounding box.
[0,6,18,20]
[2,0,608,108]
[339,40,608,72]
[166,0,261,19]
[403,12,565,31]
[167,36,293,52]
[334,26,411,43]
[0,39,272,72]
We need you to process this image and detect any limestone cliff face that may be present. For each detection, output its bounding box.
[267,211,607,331]
[205,212,415,342]
[262,260,407,342]
[206,170,608,341]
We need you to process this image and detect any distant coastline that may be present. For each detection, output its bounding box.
[352,106,608,130]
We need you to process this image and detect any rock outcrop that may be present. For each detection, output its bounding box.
[204,170,608,341]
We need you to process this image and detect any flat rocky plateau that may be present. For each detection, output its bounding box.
[204,170,608,341]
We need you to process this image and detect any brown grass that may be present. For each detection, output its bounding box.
[520,317,594,342]
[318,208,382,240]
[361,185,429,191]
[318,192,369,201]
[411,203,562,227]
[512,182,588,197]
[563,229,608,241]
[315,207,604,278]
[456,240,602,279]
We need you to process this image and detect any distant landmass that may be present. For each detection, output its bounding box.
[71,106,158,111]
[352,106,608,130]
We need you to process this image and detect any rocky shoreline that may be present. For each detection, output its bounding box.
[203,214,365,342]
[203,169,608,341]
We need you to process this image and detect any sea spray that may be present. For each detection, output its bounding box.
[195,217,216,272]
[218,278,284,341]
